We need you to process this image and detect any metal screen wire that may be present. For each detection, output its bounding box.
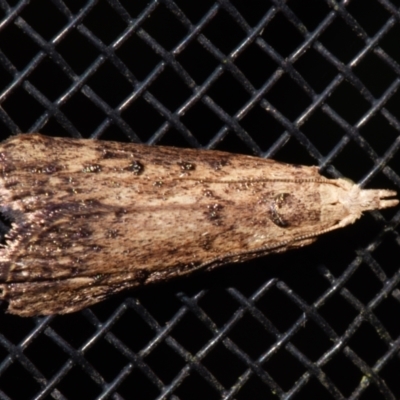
[0,1,399,399]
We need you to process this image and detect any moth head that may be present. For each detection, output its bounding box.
[325,180,398,227]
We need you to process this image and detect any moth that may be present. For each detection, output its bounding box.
[0,134,397,316]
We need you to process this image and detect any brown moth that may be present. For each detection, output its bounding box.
[0,134,397,316]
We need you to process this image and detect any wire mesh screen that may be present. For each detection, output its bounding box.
[0,0,399,399]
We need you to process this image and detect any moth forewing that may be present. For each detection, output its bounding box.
[0,134,396,316]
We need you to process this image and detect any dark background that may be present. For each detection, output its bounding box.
[0,0,399,399]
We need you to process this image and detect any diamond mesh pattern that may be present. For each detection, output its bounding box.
[0,0,399,399]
